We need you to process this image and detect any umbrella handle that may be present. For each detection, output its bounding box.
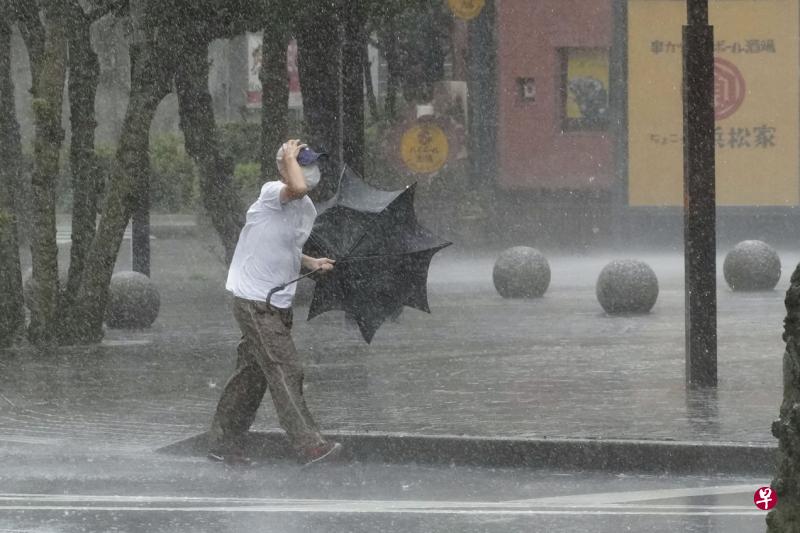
[266,268,323,307]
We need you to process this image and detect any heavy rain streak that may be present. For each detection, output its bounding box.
[0,0,798,532]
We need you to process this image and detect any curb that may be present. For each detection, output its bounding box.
[55,216,199,241]
[149,223,198,239]
[158,431,776,475]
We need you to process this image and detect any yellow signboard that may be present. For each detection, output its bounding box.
[400,123,450,174]
[447,0,485,21]
[628,0,799,206]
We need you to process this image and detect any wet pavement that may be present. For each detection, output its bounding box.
[2,234,787,531]
[0,441,773,532]
[4,235,786,453]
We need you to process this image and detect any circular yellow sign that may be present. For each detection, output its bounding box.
[447,0,485,20]
[400,123,450,174]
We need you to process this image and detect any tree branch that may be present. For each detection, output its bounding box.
[7,0,45,82]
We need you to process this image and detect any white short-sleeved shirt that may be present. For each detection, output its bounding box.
[226,181,317,308]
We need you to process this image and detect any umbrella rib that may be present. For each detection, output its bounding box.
[339,185,417,260]
[305,233,331,257]
[340,211,386,260]
[338,247,450,262]
[306,170,452,343]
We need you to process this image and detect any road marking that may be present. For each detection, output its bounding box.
[0,492,756,508]
[56,230,133,245]
[512,484,758,505]
[0,492,763,517]
[101,339,152,347]
[0,505,763,516]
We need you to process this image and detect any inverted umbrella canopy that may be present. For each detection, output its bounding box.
[302,166,452,343]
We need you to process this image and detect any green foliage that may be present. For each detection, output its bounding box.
[369,0,451,104]
[219,122,261,165]
[233,162,262,200]
[49,135,199,214]
[94,144,116,175]
[41,123,274,216]
[364,119,410,190]
[39,144,112,215]
[366,0,431,28]
[149,134,198,213]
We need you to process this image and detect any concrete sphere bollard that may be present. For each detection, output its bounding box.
[596,260,659,315]
[723,240,781,291]
[105,271,160,329]
[493,246,551,298]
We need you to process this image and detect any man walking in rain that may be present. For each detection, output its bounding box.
[207,139,341,466]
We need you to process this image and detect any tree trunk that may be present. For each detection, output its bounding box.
[62,3,102,316]
[127,43,153,278]
[8,0,45,88]
[768,264,800,531]
[0,18,25,348]
[467,0,497,186]
[27,1,69,347]
[341,0,366,177]
[383,28,399,121]
[450,18,468,81]
[63,38,174,344]
[175,40,243,266]
[364,41,379,123]
[296,9,342,200]
[259,18,289,183]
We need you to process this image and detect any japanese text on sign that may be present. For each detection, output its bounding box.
[628,0,799,206]
[400,123,450,174]
[648,125,777,149]
[650,39,776,54]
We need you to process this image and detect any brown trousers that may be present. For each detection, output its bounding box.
[209,297,324,453]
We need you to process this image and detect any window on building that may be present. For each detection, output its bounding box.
[560,48,610,131]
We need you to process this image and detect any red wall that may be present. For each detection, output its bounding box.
[496,0,614,190]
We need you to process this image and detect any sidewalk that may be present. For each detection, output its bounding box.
[3,235,788,470]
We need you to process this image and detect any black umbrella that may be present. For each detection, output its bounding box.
[298,166,451,343]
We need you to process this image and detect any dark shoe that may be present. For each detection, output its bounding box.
[207,448,253,466]
[301,441,343,466]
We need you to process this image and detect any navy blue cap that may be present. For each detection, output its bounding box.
[297,147,327,166]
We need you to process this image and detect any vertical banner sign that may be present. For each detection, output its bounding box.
[628,0,800,206]
[246,33,303,109]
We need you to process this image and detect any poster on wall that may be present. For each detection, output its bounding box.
[562,48,610,131]
[246,33,303,109]
[627,0,800,206]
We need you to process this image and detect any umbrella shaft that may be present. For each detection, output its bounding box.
[266,268,322,306]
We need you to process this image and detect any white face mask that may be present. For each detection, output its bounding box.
[276,146,321,189]
[303,164,321,190]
